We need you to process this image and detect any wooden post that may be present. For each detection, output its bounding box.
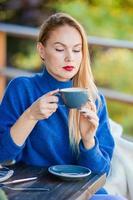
[0,32,6,101]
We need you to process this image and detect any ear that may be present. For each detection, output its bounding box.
[37,42,45,60]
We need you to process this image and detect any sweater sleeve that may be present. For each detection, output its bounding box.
[77,94,115,175]
[0,78,30,163]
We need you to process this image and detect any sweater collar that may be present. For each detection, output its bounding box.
[41,68,73,90]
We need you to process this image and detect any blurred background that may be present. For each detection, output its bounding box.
[0,0,133,137]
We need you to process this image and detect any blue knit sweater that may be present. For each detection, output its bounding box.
[0,69,114,175]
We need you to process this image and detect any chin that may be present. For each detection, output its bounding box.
[64,73,75,80]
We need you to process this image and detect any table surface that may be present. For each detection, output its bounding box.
[2,163,106,200]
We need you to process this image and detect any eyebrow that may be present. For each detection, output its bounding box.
[53,42,82,47]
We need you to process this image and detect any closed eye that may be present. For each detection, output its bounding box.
[55,49,64,52]
[73,50,81,53]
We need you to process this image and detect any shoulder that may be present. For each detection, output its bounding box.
[1,75,38,109]
[7,76,33,88]
[2,75,38,103]
[6,75,37,93]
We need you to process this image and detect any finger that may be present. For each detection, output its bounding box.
[81,103,91,111]
[82,112,99,122]
[88,118,99,128]
[46,96,59,103]
[47,89,59,96]
[81,102,96,113]
[79,107,88,113]
[86,101,96,112]
[47,103,58,110]
[41,89,59,100]
[89,101,97,112]
[40,109,55,118]
[82,116,99,129]
[80,108,99,119]
[80,107,94,115]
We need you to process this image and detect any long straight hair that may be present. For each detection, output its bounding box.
[38,13,99,151]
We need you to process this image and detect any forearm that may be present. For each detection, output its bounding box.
[10,108,38,146]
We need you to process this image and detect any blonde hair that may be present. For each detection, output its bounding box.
[38,13,99,151]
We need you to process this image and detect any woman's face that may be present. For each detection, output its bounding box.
[37,25,82,82]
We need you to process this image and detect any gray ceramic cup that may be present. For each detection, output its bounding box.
[59,88,89,109]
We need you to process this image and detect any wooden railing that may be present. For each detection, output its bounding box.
[0,22,133,104]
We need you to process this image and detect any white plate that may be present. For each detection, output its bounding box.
[0,167,14,182]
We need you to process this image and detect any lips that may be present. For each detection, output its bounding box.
[63,66,74,71]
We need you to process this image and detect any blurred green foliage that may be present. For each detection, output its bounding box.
[7,37,41,71]
[92,49,133,93]
[107,100,133,136]
[51,0,133,40]
[92,49,133,135]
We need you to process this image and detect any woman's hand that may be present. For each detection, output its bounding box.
[79,101,99,149]
[27,89,59,121]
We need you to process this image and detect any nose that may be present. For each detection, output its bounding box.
[64,50,74,62]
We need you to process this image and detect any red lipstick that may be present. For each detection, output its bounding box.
[63,66,74,71]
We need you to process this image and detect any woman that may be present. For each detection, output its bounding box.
[0,13,126,199]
